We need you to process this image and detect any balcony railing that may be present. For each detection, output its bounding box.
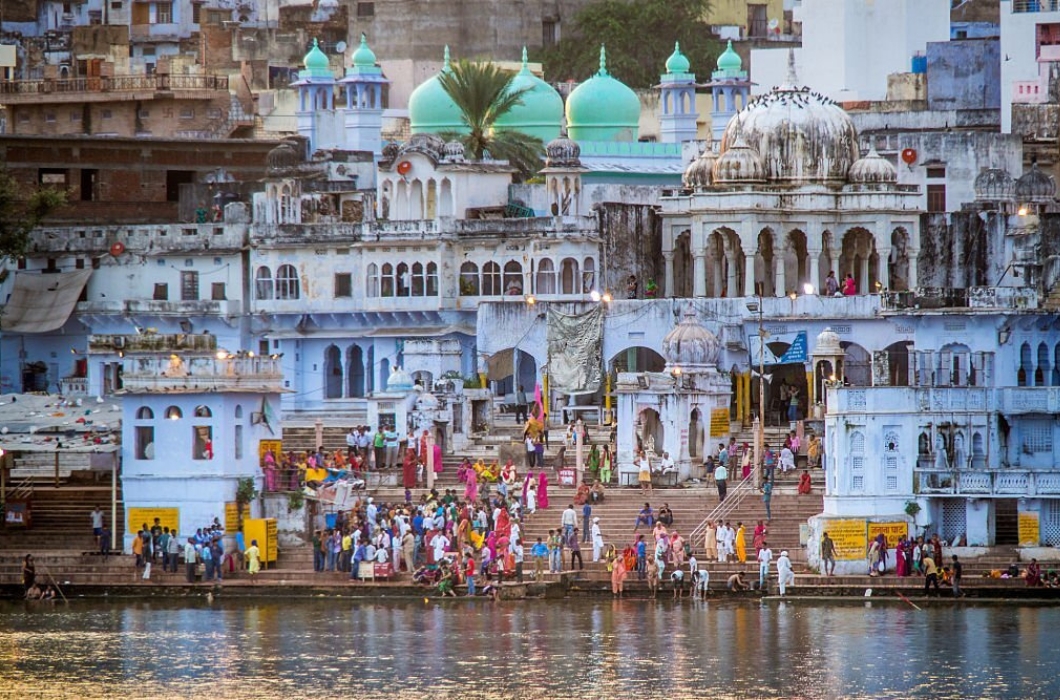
[121,355,284,393]
[881,286,1038,311]
[0,74,229,98]
[1013,0,1060,13]
[915,469,1060,496]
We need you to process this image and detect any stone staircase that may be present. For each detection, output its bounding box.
[0,484,124,552]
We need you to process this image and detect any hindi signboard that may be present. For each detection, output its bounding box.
[827,519,867,560]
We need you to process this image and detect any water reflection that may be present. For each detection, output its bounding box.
[0,599,1058,699]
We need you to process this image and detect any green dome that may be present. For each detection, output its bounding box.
[566,45,641,142]
[408,46,469,135]
[493,47,563,142]
[351,33,376,68]
[665,42,691,75]
[717,40,742,73]
[303,39,330,75]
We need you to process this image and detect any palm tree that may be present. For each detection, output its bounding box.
[438,60,544,179]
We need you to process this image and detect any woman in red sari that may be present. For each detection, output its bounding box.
[402,446,417,489]
[797,470,812,495]
[895,535,909,577]
[753,520,768,555]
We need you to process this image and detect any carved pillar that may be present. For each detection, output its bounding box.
[907,250,919,289]
[775,256,786,297]
[693,252,706,298]
[744,255,756,297]
[808,248,821,293]
[712,257,723,297]
[664,251,675,297]
[876,249,888,292]
[726,254,738,298]
[859,256,870,294]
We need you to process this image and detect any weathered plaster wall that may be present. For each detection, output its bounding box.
[599,202,661,296]
[917,211,1004,289]
[926,38,1000,111]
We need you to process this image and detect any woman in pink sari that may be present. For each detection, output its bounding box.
[753,520,768,555]
[464,466,479,503]
[262,450,277,491]
[537,471,550,509]
[433,441,443,474]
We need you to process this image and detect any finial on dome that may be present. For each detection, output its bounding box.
[313,38,319,48]
[443,45,451,70]
[785,48,798,86]
[522,46,529,68]
[599,45,608,76]
[674,41,681,52]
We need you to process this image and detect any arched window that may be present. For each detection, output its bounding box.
[381,263,394,297]
[560,257,579,294]
[366,263,379,297]
[324,345,343,399]
[235,405,243,419]
[411,262,425,296]
[396,262,410,297]
[194,405,212,418]
[255,266,274,300]
[503,261,523,296]
[136,406,154,420]
[482,262,501,296]
[276,264,300,300]
[536,258,556,295]
[1036,342,1050,386]
[1018,342,1032,387]
[582,257,596,293]
[460,262,479,296]
[426,262,439,296]
[165,406,183,420]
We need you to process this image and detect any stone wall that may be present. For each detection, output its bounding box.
[927,38,1001,111]
[918,211,1003,289]
[598,202,661,296]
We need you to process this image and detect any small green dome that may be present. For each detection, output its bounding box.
[493,47,563,142]
[566,45,641,142]
[408,46,468,135]
[352,33,376,68]
[717,40,742,73]
[665,42,691,75]
[303,38,330,74]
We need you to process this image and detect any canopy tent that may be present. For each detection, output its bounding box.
[0,269,92,333]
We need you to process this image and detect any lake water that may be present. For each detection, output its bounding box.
[0,598,1057,699]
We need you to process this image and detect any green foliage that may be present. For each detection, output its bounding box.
[437,60,545,180]
[236,477,259,506]
[538,0,722,89]
[0,167,67,259]
[287,490,305,513]
[904,500,922,518]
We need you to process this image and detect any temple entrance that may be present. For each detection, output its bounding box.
[637,408,664,459]
[609,347,666,374]
[842,342,872,387]
[688,408,704,460]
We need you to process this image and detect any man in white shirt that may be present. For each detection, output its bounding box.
[776,550,794,595]
[591,517,605,562]
[757,543,774,591]
[365,498,378,537]
[561,504,577,539]
[431,532,450,563]
[659,452,676,474]
[346,428,358,455]
[511,539,525,583]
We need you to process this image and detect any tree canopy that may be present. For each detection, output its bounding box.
[538,0,722,89]
[0,168,66,260]
[438,60,545,180]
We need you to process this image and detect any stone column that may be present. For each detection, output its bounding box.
[907,251,919,289]
[876,249,888,292]
[664,251,675,297]
[693,252,706,298]
[775,256,786,297]
[859,256,870,294]
[744,256,756,297]
[713,257,723,297]
[726,254,739,298]
[808,248,821,293]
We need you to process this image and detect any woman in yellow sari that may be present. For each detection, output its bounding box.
[735,522,747,563]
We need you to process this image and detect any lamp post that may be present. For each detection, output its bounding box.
[747,297,767,489]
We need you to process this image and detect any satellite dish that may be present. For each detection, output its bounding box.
[335,41,347,54]
[768,18,779,30]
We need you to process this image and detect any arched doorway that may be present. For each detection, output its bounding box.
[486,348,537,398]
[755,228,776,297]
[814,359,836,404]
[783,229,809,296]
[673,230,692,297]
[324,345,343,399]
[889,228,911,291]
[347,345,365,397]
[637,408,664,457]
[884,341,912,387]
[688,408,705,460]
[842,342,872,387]
[706,227,745,298]
[839,227,880,294]
[609,347,666,374]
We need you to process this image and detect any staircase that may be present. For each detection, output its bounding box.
[0,483,125,552]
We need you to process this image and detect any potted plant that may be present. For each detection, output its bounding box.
[235,477,259,531]
[645,279,659,298]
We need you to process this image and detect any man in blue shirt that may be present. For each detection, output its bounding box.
[635,535,647,580]
[530,537,549,579]
[582,502,592,543]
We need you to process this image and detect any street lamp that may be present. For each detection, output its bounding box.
[746,297,768,488]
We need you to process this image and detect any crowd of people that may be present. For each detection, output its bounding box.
[125,516,261,583]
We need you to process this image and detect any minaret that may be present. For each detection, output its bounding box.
[339,33,389,158]
[709,40,750,142]
[658,42,698,143]
[292,38,338,154]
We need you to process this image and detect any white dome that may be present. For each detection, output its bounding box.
[814,327,842,356]
[713,134,765,183]
[974,167,1015,202]
[683,147,717,189]
[721,81,859,184]
[417,391,440,409]
[1015,162,1056,203]
[386,367,415,392]
[662,313,720,368]
[848,146,897,185]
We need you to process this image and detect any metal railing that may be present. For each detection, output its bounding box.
[688,469,759,548]
[1013,0,1060,13]
[0,74,230,96]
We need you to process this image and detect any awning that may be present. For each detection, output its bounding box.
[0,269,91,333]
[748,330,808,366]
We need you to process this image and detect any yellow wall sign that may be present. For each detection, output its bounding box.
[225,502,240,532]
[709,408,730,438]
[127,507,179,535]
[1018,512,1040,547]
[868,521,909,545]
[827,519,868,560]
